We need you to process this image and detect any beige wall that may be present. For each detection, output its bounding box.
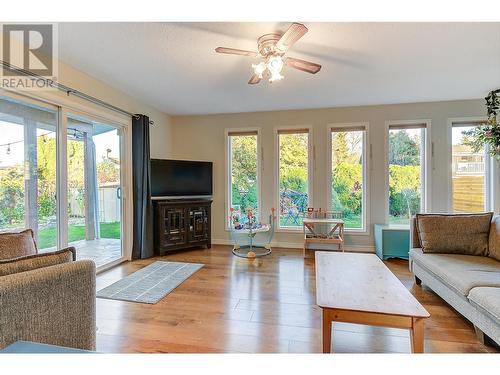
[0,29,173,157]
[57,61,173,158]
[171,99,500,251]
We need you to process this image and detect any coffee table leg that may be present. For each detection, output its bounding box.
[322,309,332,353]
[410,317,424,353]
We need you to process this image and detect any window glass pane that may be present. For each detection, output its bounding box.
[388,128,424,225]
[331,130,364,229]
[66,115,123,267]
[278,132,308,228]
[452,125,486,212]
[229,134,258,222]
[0,96,57,250]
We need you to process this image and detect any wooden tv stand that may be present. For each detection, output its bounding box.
[153,198,212,255]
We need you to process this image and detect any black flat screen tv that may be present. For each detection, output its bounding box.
[150,159,213,198]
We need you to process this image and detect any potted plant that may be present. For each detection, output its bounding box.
[463,89,500,159]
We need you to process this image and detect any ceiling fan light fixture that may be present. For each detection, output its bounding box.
[269,69,284,83]
[268,55,283,71]
[267,55,284,82]
[215,22,321,85]
[252,62,266,79]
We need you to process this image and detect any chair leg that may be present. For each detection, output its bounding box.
[474,326,486,344]
[473,326,499,348]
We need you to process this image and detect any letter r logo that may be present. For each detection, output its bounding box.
[2,24,53,76]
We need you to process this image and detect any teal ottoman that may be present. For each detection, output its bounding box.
[374,224,410,260]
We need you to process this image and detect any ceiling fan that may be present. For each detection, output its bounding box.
[215,23,321,85]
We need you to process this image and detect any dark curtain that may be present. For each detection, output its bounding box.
[131,114,154,259]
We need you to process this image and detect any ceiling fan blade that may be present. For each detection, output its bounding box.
[215,47,259,57]
[248,74,262,84]
[285,57,321,74]
[276,23,308,52]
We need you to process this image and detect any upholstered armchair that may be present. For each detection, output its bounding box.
[0,230,96,350]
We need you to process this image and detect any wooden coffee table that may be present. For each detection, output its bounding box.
[315,251,430,353]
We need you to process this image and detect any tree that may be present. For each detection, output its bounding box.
[332,162,362,215]
[332,132,363,164]
[37,135,57,221]
[332,132,349,164]
[279,133,308,192]
[331,132,364,223]
[230,135,258,213]
[389,164,421,218]
[389,130,420,166]
[67,139,85,189]
[97,158,120,184]
[0,166,25,225]
[388,130,422,220]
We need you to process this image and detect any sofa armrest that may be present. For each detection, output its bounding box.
[0,260,96,350]
[410,216,421,249]
[408,247,423,272]
[60,246,77,261]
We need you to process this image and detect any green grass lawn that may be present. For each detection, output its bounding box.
[279,214,363,230]
[342,215,362,229]
[38,222,121,249]
[389,216,411,225]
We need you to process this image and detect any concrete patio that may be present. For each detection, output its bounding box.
[42,238,122,268]
[70,238,122,267]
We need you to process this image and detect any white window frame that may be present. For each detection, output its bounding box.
[327,122,370,234]
[447,117,494,212]
[274,125,313,232]
[384,119,432,224]
[224,127,262,230]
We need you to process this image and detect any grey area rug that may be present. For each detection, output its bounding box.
[97,261,204,304]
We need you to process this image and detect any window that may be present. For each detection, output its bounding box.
[0,95,58,250]
[277,129,310,229]
[451,122,490,212]
[330,126,366,230]
[227,130,260,225]
[388,123,427,225]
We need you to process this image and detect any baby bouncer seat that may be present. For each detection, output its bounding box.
[229,207,276,258]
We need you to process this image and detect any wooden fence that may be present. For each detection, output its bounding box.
[452,176,485,212]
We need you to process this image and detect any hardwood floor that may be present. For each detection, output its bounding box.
[95,245,498,353]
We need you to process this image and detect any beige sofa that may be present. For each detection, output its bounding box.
[0,230,96,350]
[409,213,500,346]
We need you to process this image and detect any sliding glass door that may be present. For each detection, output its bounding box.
[0,95,58,250]
[65,114,123,267]
[0,92,125,267]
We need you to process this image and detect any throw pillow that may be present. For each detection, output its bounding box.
[0,247,75,277]
[0,229,38,260]
[416,212,493,255]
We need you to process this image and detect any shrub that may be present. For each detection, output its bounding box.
[389,165,421,217]
[332,162,362,215]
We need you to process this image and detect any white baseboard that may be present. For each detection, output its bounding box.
[211,239,234,246]
[211,239,374,253]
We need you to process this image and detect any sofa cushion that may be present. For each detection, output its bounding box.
[409,248,500,296]
[0,247,75,277]
[489,215,500,262]
[416,212,493,255]
[468,287,500,322]
[0,229,38,260]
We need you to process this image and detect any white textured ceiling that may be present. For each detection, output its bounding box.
[58,22,500,116]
